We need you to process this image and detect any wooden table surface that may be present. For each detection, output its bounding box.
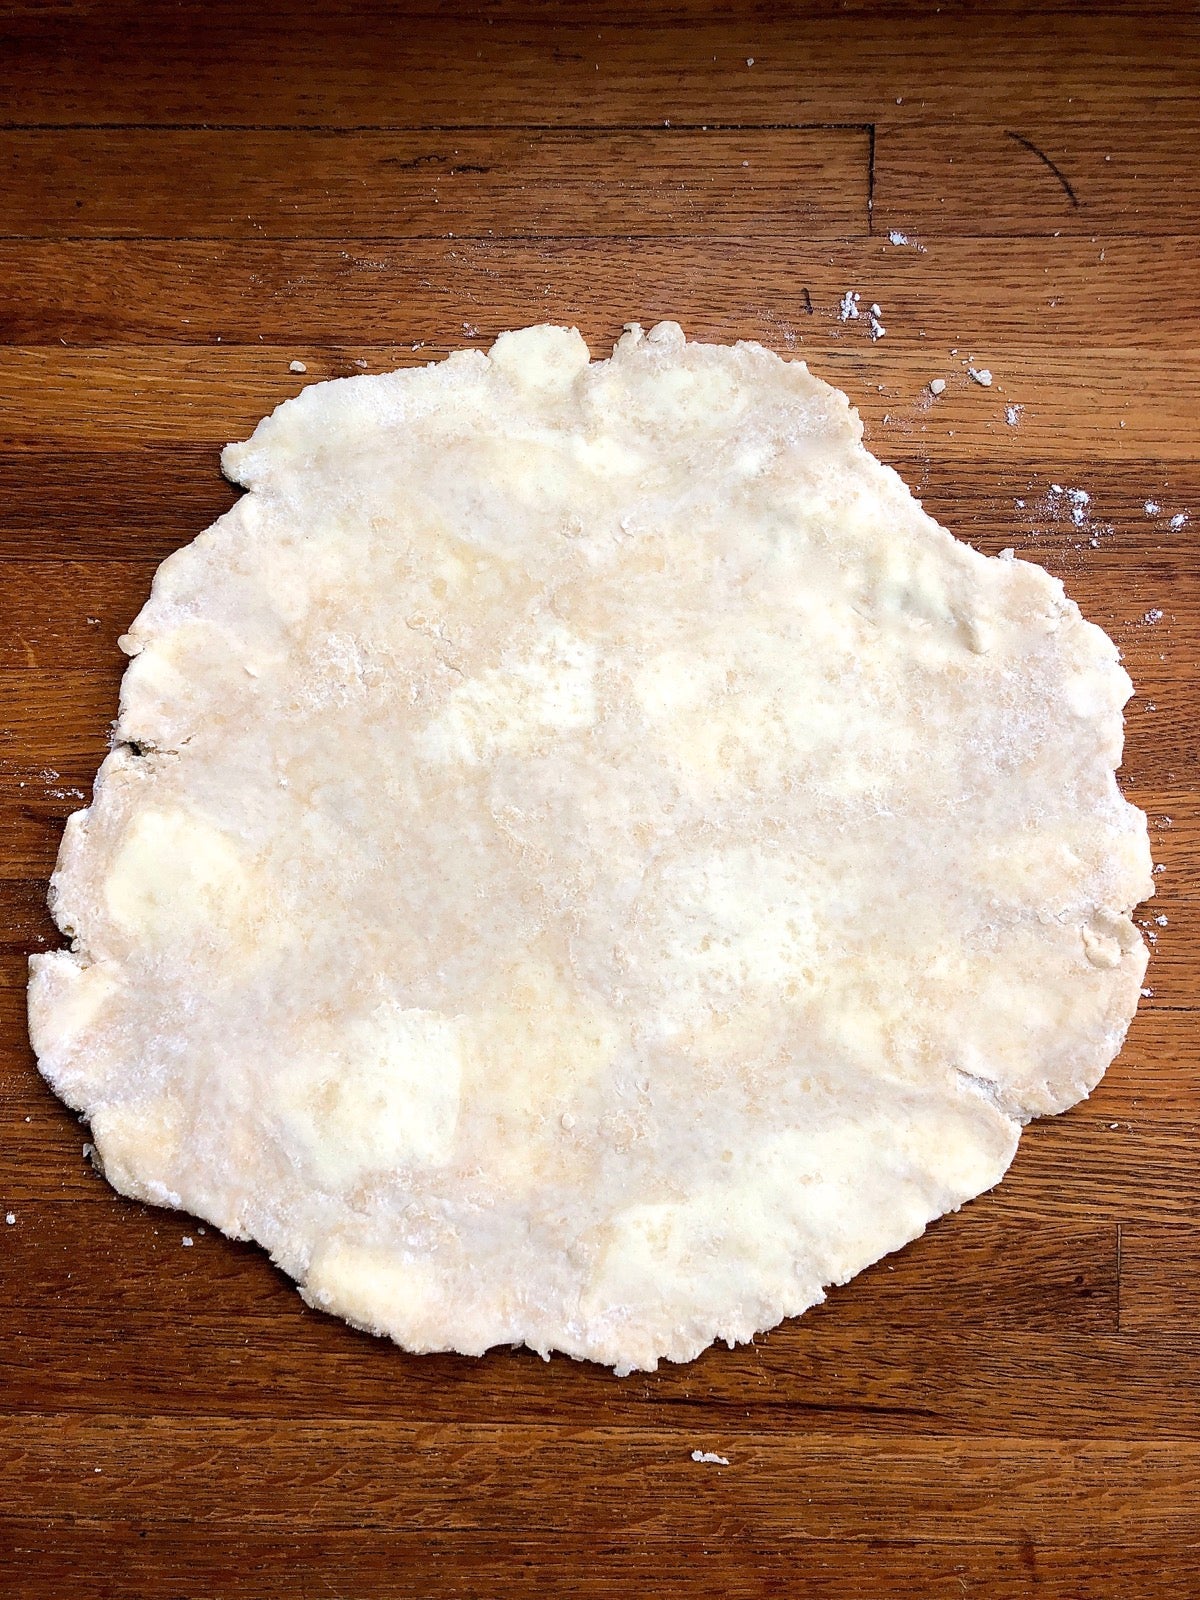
[2,2,1198,1595]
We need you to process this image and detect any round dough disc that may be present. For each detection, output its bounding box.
[29,322,1153,1373]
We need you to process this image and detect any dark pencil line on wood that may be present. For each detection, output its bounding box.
[1005,130,1081,207]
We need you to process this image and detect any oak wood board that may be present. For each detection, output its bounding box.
[0,3,1197,1595]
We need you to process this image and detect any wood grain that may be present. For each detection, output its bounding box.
[1,3,1197,1595]
[874,120,1200,236]
[1119,1223,1200,1333]
[0,126,867,240]
[0,1530,1194,1600]
[3,236,1198,346]
[1,2,1193,126]
[6,1415,1200,1537]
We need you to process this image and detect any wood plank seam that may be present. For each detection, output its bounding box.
[0,121,879,133]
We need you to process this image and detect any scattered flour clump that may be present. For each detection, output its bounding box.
[1041,483,1112,549]
[837,291,885,337]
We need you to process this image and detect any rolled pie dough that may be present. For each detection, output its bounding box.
[28,322,1153,1373]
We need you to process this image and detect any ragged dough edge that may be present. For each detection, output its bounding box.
[293,1086,1022,1375]
[299,1246,506,1359]
[573,1091,1023,1374]
[851,447,1154,1105]
[27,950,193,1216]
[28,948,116,1111]
[26,320,1155,1375]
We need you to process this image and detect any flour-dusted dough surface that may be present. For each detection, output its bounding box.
[29,322,1153,1373]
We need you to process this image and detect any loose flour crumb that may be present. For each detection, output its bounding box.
[691,1450,730,1465]
[1169,512,1188,529]
[289,359,307,373]
[838,290,860,322]
[968,367,993,387]
[1144,609,1163,623]
[5,1212,15,1225]
[1005,404,1022,426]
[1050,485,1084,520]
[182,1235,194,1247]
[867,306,886,340]
[929,377,946,396]
[1041,482,1112,546]
[1144,500,1161,516]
